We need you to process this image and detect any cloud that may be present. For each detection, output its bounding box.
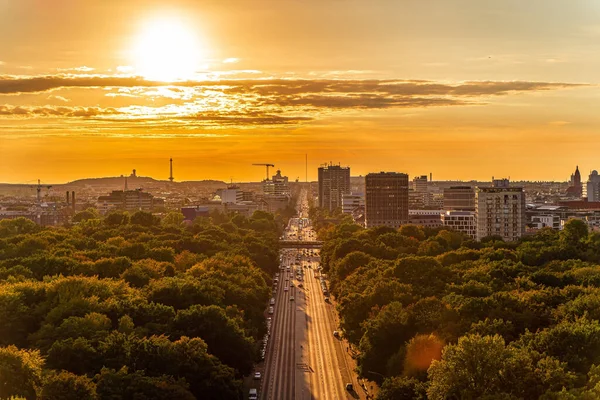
[222,58,239,64]
[0,74,587,128]
[57,66,95,72]
[116,65,134,73]
[47,95,70,102]
[0,104,119,117]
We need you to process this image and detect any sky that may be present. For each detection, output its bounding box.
[1,0,600,183]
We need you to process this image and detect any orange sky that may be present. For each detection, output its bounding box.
[1,0,600,183]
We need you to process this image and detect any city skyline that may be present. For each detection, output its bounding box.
[2,1,600,182]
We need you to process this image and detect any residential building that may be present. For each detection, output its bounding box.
[408,209,442,228]
[441,211,477,239]
[365,172,409,228]
[475,179,526,241]
[318,164,351,211]
[97,189,164,214]
[342,193,364,214]
[443,186,475,211]
[529,214,561,230]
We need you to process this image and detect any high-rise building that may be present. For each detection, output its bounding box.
[264,169,290,196]
[365,172,409,228]
[443,186,475,211]
[587,170,600,202]
[318,164,350,211]
[475,178,526,241]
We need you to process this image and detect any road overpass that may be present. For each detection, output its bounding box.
[279,240,323,249]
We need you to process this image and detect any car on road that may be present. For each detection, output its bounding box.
[284,287,288,292]
[290,296,294,301]
[346,383,353,391]
[290,283,294,287]
[253,372,261,380]
[249,388,258,399]
[268,307,274,314]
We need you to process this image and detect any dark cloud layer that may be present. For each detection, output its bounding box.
[0,74,582,96]
[0,74,585,127]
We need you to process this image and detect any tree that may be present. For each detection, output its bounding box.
[560,219,589,250]
[41,371,97,400]
[72,208,100,223]
[130,211,159,227]
[377,376,427,400]
[95,367,195,400]
[0,345,43,400]
[173,305,255,374]
[427,334,575,400]
[162,212,184,227]
[104,211,129,226]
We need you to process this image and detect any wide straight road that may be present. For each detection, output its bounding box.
[260,190,364,400]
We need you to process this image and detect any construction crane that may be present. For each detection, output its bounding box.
[252,163,275,181]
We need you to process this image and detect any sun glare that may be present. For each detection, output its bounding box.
[132,18,205,82]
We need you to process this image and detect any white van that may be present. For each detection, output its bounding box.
[249,388,258,399]
[270,298,275,305]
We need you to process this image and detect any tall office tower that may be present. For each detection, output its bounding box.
[475,178,526,241]
[365,172,409,228]
[443,186,476,211]
[318,164,350,211]
[587,170,600,202]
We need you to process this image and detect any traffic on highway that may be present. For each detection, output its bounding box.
[250,189,363,400]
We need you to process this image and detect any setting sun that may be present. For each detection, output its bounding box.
[131,17,205,81]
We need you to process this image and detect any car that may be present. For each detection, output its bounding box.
[254,372,262,380]
[290,296,294,301]
[284,287,288,292]
[346,383,353,391]
[290,283,294,287]
[333,331,340,337]
[268,307,274,314]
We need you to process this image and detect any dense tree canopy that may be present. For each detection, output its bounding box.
[0,211,280,399]
[316,216,600,398]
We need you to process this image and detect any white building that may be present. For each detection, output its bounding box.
[530,214,560,230]
[587,170,600,202]
[441,211,476,239]
[217,187,243,204]
[342,193,364,214]
[475,179,526,241]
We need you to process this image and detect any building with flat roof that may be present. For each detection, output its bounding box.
[441,211,476,239]
[408,210,442,228]
[365,172,409,229]
[443,186,475,211]
[342,193,364,214]
[97,189,164,214]
[318,164,350,212]
[587,170,600,202]
[475,179,526,241]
